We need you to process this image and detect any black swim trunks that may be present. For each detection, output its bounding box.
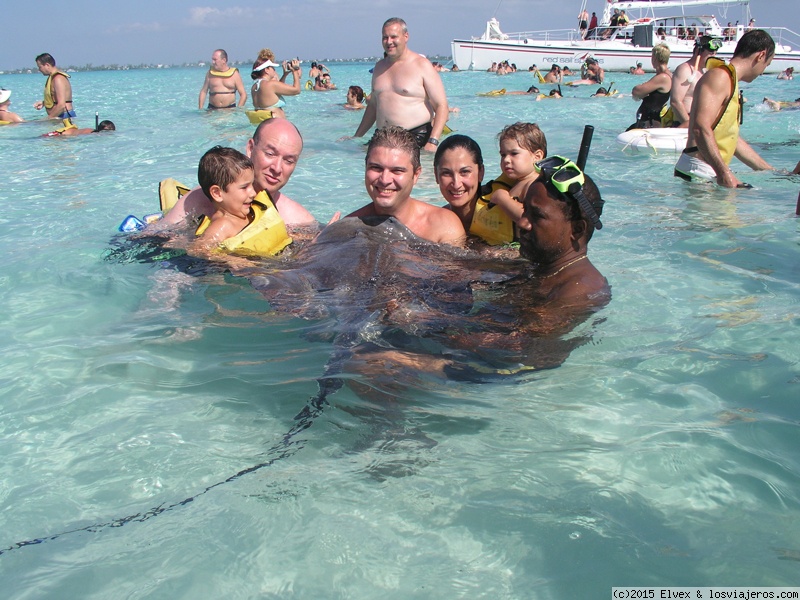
[208,103,237,110]
[406,122,433,149]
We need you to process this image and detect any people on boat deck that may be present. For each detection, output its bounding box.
[588,12,598,36]
[668,36,720,128]
[193,147,257,249]
[159,118,315,228]
[347,17,449,153]
[777,67,794,80]
[578,8,589,39]
[490,122,547,233]
[0,89,23,123]
[345,85,366,110]
[198,49,247,109]
[346,126,466,246]
[33,53,75,119]
[628,44,672,130]
[250,49,301,119]
[674,29,776,188]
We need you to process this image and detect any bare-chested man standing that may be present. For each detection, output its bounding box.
[350,18,449,153]
[668,36,721,128]
[198,49,247,110]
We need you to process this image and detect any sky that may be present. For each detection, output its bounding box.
[2,0,797,71]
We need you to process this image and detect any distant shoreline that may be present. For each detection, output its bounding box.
[0,56,454,75]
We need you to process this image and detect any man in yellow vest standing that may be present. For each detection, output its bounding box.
[33,53,75,120]
[674,30,775,188]
[199,49,247,110]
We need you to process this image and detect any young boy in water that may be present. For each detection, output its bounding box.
[489,122,547,231]
[194,146,257,248]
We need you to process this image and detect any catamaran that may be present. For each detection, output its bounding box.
[451,0,800,73]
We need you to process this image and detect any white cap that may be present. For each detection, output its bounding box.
[0,89,10,103]
[254,60,280,72]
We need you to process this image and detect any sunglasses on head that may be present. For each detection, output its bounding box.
[534,155,603,230]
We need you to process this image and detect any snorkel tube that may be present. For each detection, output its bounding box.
[574,125,602,229]
[94,112,100,133]
[576,125,594,171]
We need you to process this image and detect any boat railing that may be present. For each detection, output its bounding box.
[757,27,800,52]
[477,28,582,45]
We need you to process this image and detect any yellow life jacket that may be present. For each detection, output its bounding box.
[710,62,740,166]
[43,70,71,110]
[195,191,292,256]
[469,174,517,246]
[209,67,238,78]
[159,178,193,214]
[246,109,275,125]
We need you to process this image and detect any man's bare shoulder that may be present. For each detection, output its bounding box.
[275,194,317,226]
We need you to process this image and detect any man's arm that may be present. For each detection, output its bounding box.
[431,208,466,247]
[733,137,772,171]
[233,71,247,107]
[198,73,209,109]
[421,62,449,153]
[275,194,317,226]
[353,94,377,137]
[669,65,691,126]
[631,73,668,100]
[690,69,740,188]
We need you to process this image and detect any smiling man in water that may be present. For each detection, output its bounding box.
[347,126,466,246]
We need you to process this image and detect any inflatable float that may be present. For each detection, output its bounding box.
[615,128,688,154]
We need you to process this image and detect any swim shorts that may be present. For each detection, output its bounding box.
[406,122,433,149]
[674,147,717,182]
[208,103,237,110]
[58,109,77,119]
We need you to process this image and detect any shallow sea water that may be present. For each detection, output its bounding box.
[0,64,799,599]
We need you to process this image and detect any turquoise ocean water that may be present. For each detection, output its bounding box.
[1,64,799,598]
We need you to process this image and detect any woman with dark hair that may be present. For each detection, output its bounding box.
[344,85,366,110]
[434,134,517,247]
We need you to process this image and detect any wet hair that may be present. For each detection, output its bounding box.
[198,146,253,198]
[733,29,775,59]
[348,85,365,103]
[366,126,420,171]
[95,120,115,132]
[498,122,548,157]
[652,43,671,65]
[545,172,604,241]
[433,134,484,172]
[595,87,607,95]
[35,53,56,67]
[383,17,408,33]
[214,49,229,61]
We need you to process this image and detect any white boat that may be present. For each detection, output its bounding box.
[616,127,688,154]
[451,0,800,73]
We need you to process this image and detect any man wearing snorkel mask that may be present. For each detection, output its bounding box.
[674,29,775,188]
[517,155,608,304]
[669,35,722,128]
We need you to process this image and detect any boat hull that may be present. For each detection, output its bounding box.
[451,39,800,74]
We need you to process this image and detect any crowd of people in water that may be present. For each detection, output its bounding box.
[2,17,799,375]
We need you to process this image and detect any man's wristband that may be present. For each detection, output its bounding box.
[428,137,440,146]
